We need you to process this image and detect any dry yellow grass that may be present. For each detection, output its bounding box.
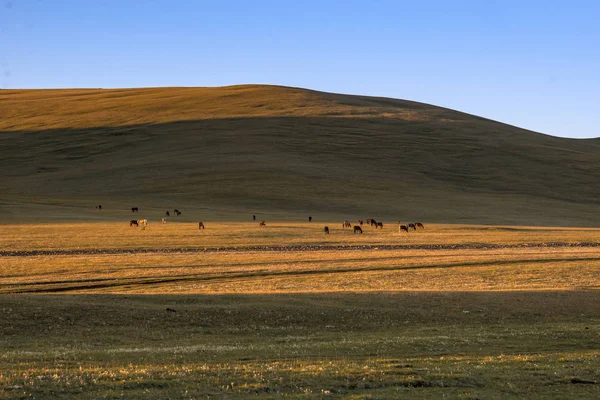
[0,85,440,131]
[3,247,598,294]
[2,222,599,251]
[2,223,599,294]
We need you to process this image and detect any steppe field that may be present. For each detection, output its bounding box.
[1,85,599,398]
[1,221,599,399]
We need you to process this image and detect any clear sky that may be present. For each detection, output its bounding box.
[1,0,599,138]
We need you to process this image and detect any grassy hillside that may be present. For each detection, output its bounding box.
[1,85,599,225]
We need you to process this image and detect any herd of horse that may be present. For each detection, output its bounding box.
[124,207,425,234]
[324,219,425,234]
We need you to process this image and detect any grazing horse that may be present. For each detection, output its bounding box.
[166,211,170,217]
[174,209,181,216]
[199,222,205,229]
[358,219,364,226]
[324,226,329,234]
[161,218,167,224]
[259,221,266,226]
[399,225,409,233]
[129,220,139,227]
[131,207,138,212]
[353,226,363,234]
[376,222,383,229]
[138,219,148,230]
[342,220,352,229]
[366,218,376,226]
[415,222,424,230]
[408,223,416,231]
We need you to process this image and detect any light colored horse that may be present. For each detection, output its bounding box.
[161,218,167,224]
[138,219,148,230]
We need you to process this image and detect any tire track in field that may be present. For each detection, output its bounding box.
[2,242,600,257]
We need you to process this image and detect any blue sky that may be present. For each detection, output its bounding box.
[1,0,599,138]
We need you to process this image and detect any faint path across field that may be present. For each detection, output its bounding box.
[2,242,600,257]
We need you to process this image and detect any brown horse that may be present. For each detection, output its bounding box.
[199,222,205,229]
[129,220,138,227]
[131,207,138,212]
[324,226,330,234]
[400,225,409,232]
[342,220,351,229]
[259,221,266,226]
[408,223,416,231]
[415,222,424,230]
[353,226,363,234]
[358,219,364,226]
[376,222,383,229]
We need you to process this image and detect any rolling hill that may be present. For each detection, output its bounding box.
[1,85,599,225]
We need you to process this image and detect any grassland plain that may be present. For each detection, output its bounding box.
[2,85,600,225]
[1,223,599,398]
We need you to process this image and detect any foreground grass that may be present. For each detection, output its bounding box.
[1,223,599,398]
[1,293,599,399]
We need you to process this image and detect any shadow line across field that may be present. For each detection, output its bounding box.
[4,256,600,294]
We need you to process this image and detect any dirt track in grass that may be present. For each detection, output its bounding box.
[3,241,600,257]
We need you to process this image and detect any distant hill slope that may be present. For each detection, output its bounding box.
[1,85,599,225]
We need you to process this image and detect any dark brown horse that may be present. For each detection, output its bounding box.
[358,219,364,226]
[415,222,424,230]
[376,222,383,229]
[131,207,138,212]
[408,223,416,231]
[166,211,170,217]
[129,220,139,227]
[324,226,330,234]
[353,226,363,234]
[199,222,205,229]
[400,225,409,232]
[259,221,266,226]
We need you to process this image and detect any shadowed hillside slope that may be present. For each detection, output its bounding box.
[1,85,599,225]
